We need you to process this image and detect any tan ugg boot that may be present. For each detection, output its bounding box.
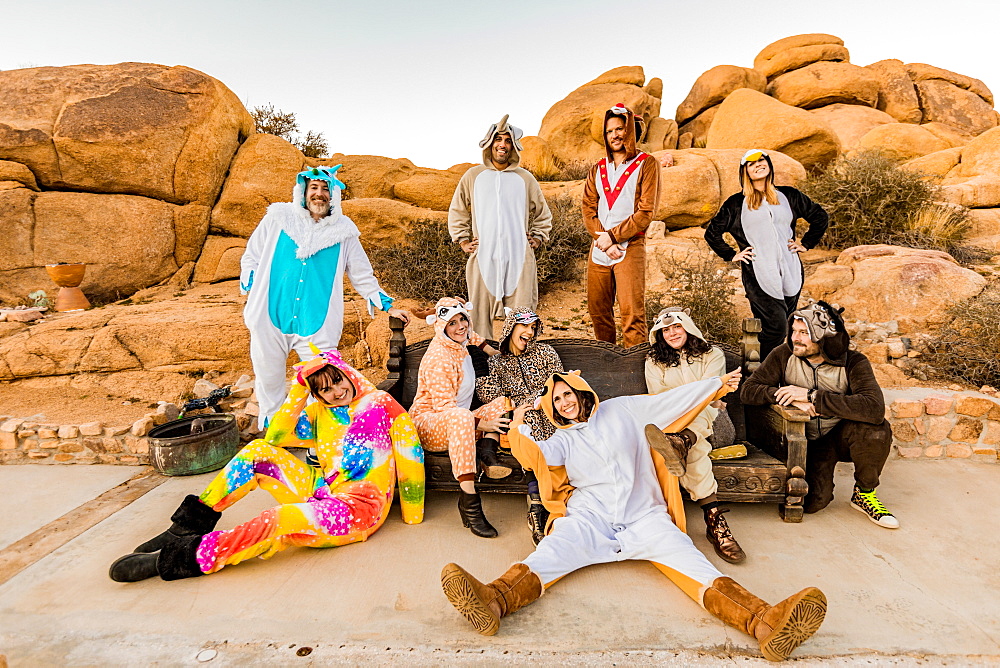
[441,562,542,636]
[702,577,827,661]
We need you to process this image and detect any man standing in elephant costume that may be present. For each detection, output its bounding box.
[449,115,553,339]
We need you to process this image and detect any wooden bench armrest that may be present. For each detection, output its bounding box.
[769,403,811,422]
[382,316,408,402]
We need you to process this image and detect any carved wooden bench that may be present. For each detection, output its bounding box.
[377,317,809,522]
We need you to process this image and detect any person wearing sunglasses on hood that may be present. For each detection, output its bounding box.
[109,347,424,583]
[704,150,829,360]
[449,115,553,339]
[409,297,510,538]
[741,301,898,529]
[440,370,829,662]
[476,307,564,544]
[645,307,747,563]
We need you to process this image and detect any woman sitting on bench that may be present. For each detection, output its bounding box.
[645,307,747,563]
[409,297,510,538]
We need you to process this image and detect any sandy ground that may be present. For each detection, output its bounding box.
[0,459,997,666]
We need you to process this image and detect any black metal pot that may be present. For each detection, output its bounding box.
[148,413,241,476]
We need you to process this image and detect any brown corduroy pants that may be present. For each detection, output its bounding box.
[587,238,646,348]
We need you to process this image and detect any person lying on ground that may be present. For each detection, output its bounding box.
[441,370,828,662]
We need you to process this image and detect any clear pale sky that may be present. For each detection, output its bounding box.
[3,0,997,168]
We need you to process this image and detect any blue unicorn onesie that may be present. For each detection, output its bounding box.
[240,167,395,429]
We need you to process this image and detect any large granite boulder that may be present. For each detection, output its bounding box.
[865,59,922,123]
[809,103,896,151]
[767,62,881,109]
[753,34,848,79]
[706,88,841,170]
[0,63,253,206]
[342,198,448,250]
[210,133,308,238]
[804,245,987,332]
[0,188,211,303]
[855,123,951,163]
[914,79,997,137]
[539,66,661,165]
[675,65,766,125]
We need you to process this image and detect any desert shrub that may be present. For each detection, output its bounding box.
[369,194,589,302]
[799,150,976,254]
[368,217,468,301]
[528,158,593,183]
[645,247,740,346]
[535,194,591,286]
[924,283,1000,388]
[524,153,561,182]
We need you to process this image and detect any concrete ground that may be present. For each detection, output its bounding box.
[0,459,997,667]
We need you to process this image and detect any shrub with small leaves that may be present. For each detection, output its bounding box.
[368,193,590,303]
[925,282,1000,388]
[798,150,976,257]
[646,247,740,346]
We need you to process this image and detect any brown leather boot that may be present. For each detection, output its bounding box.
[644,424,695,476]
[441,562,542,636]
[702,577,827,661]
[704,506,747,564]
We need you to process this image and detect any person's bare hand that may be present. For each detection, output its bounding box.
[511,401,532,425]
[732,246,755,264]
[482,344,499,356]
[606,244,625,260]
[775,385,810,406]
[596,232,614,252]
[387,307,410,325]
[478,416,510,433]
[790,400,817,417]
[721,367,742,392]
[659,153,675,168]
[527,235,542,249]
[787,238,807,254]
[459,239,479,254]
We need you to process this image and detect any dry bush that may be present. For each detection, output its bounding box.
[368,217,468,301]
[524,153,561,182]
[646,248,740,346]
[557,160,592,181]
[535,194,591,286]
[369,194,589,302]
[799,150,976,255]
[925,283,1000,388]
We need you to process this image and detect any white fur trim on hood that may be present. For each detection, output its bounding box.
[265,202,360,260]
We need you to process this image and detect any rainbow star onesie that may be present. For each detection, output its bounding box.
[193,348,424,574]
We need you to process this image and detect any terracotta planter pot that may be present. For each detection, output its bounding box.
[45,263,86,288]
[46,263,91,311]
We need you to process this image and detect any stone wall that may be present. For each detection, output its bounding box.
[3,384,997,466]
[884,388,1000,460]
[0,399,261,465]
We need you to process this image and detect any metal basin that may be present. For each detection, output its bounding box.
[148,414,241,476]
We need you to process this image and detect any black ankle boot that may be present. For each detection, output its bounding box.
[526,494,549,546]
[458,491,498,538]
[134,495,222,553]
[476,438,512,479]
[110,534,207,583]
[109,551,160,582]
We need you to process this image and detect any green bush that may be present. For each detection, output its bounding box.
[925,283,1000,388]
[369,194,589,302]
[645,247,740,346]
[799,150,974,255]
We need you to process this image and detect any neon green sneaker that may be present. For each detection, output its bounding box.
[851,486,900,529]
